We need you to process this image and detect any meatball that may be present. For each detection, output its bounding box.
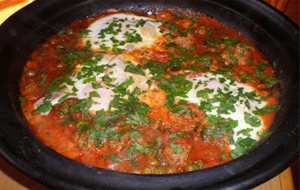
[163,143,191,166]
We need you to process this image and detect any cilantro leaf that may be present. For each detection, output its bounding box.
[170,143,184,154]
[129,130,142,140]
[111,154,122,162]
[113,77,134,96]
[79,29,91,38]
[125,112,150,126]
[253,105,279,115]
[244,112,261,127]
[124,31,142,43]
[125,64,145,75]
[39,72,47,88]
[19,96,26,106]
[36,101,53,113]
[144,61,167,76]
[89,91,101,98]
[230,137,257,159]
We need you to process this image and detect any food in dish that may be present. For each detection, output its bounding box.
[20,9,279,174]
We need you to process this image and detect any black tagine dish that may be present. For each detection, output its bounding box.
[0,0,299,189]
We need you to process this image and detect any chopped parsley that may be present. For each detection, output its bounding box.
[125,64,145,75]
[89,91,101,98]
[79,29,91,38]
[112,77,134,96]
[230,137,257,159]
[244,112,261,127]
[253,105,279,115]
[111,154,122,162]
[129,130,142,140]
[159,75,193,108]
[36,101,53,113]
[196,88,214,99]
[39,72,47,88]
[144,61,167,76]
[19,96,26,106]
[170,143,184,154]
[124,31,142,43]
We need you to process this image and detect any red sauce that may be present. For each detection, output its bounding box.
[20,9,279,174]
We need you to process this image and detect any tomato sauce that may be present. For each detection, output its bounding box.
[20,9,279,174]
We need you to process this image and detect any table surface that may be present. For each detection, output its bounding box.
[0,156,295,190]
[0,0,297,190]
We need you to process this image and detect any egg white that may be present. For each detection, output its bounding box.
[82,13,162,51]
[182,73,267,147]
[35,54,152,114]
